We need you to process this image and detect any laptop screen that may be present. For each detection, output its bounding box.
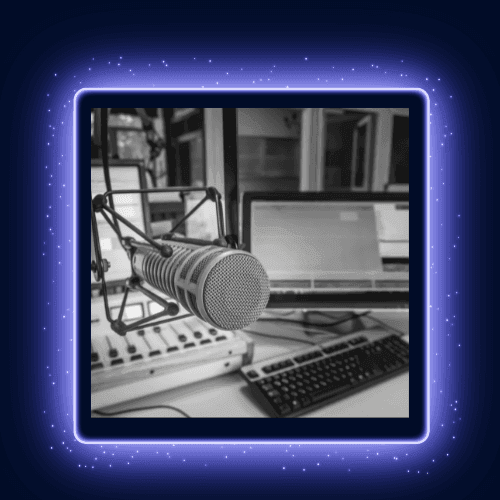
[243,193,409,308]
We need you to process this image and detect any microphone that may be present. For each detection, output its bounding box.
[131,240,270,331]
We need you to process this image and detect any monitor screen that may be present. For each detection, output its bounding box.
[247,196,409,298]
[91,162,147,285]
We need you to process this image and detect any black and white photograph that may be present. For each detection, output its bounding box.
[90,107,410,418]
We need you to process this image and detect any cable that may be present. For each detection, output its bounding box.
[314,310,407,337]
[261,310,296,317]
[243,329,317,345]
[258,310,372,330]
[92,405,191,418]
[365,313,407,337]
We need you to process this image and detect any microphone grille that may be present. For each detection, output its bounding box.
[202,253,270,330]
[191,249,225,284]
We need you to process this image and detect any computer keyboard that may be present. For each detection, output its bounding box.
[241,331,409,418]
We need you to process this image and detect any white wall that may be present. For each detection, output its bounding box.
[237,108,300,138]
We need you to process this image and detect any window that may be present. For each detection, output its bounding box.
[390,116,409,184]
[323,111,375,191]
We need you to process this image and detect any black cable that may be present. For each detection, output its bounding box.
[258,310,372,330]
[243,329,317,345]
[263,310,296,317]
[365,313,406,337]
[312,310,407,338]
[93,405,191,418]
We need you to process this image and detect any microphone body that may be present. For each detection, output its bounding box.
[131,241,270,330]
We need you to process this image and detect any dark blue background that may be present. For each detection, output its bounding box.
[2,2,498,498]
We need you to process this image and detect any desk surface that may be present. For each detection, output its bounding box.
[94,309,409,418]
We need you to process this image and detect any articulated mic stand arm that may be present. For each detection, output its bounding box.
[91,186,233,336]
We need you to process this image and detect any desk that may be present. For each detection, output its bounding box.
[93,309,409,418]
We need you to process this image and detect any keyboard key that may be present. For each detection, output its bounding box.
[349,336,368,346]
[91,362,104,371]
[215,336,227,342]
[111,358,124,366]
[278,404,291,416]
[200,339,212,345]
[300,396,311,406]
[167,346,179,352]
[310,382,351,403]
[247,370,259,379]
[131,354,143,361]
[323,342,349,355]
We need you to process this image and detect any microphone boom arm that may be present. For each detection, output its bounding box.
[91,186,233,336]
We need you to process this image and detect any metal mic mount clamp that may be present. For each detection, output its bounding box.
[91,185,233,336]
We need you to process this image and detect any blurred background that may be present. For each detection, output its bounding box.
[91,107,409,240]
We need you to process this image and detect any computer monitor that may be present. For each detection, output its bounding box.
[91,159,150,288]
[242,192,409,309]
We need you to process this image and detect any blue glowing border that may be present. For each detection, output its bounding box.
[75,88,428,444]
